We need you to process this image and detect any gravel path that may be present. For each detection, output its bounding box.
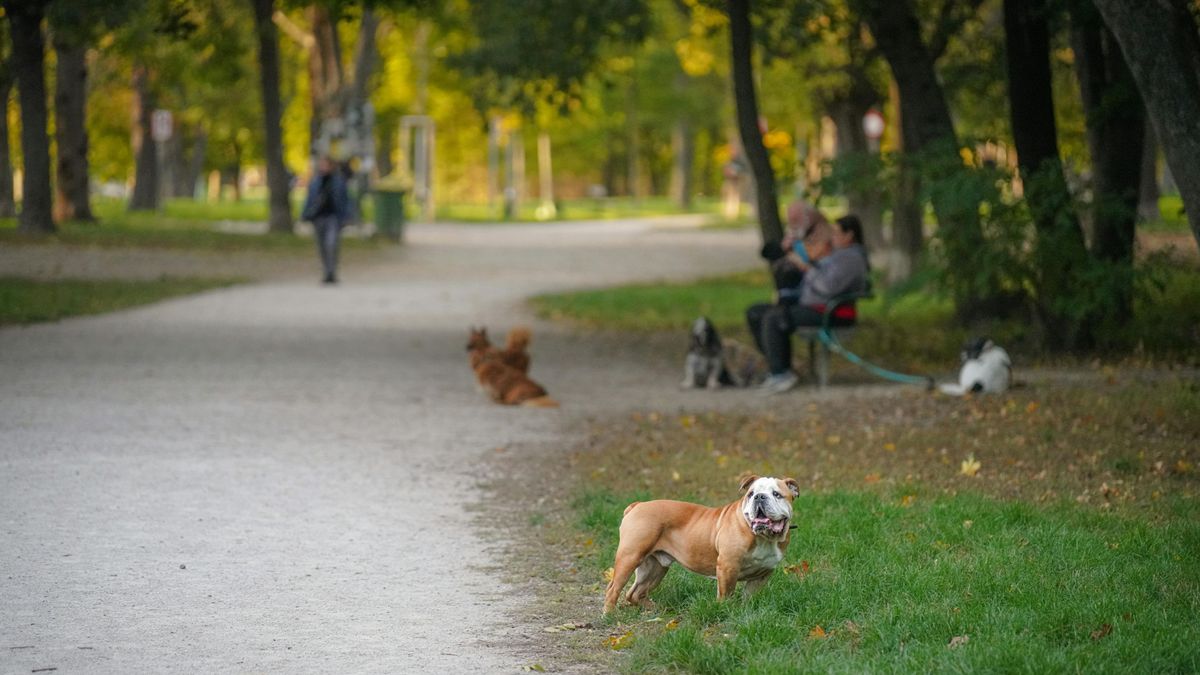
[2,216,885,673]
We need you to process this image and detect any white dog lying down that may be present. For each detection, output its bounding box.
[938,338,1012,395]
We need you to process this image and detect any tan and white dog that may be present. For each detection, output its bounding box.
[603,474,799,613]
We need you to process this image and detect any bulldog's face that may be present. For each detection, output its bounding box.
[740,475,799,538]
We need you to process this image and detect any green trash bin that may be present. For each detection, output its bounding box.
[372,188,406,242]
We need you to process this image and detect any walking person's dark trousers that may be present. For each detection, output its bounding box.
[313,214,341,281]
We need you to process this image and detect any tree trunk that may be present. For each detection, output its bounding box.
[669,119,694,210]
[0,51,15,218]
[1005,0,1093,349]
[51,37,94,222]
[728,0,783,250]
[888,157,924,284]
[128,64,158,211]
[5,0,55,232]
[1071,6,1145,326]
[627,77,640,200]
[1091,0,1200,248]
[856,0,986,312]
[829,95,884,252]
[252,0,293,233]
[1138,124,1160,222]
[307,4,343,155]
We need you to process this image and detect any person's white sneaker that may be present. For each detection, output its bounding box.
[758,371,800,395]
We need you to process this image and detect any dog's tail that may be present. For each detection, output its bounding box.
[505,326,532,352]
[520,395,559,408]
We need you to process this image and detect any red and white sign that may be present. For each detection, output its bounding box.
[862,108,885,141]
[151,109,173,142]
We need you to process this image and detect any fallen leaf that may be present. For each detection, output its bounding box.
[900,494,916,508]
[1026,402,1040,414]
[715,455,729,467]
[1091,624,1112,641]
[1174,460,1193,475]
[826,435,841,445]
[523,665,546,672]
[665,619,680,631]
[962,520,974,529]
[605,630,634,650]
[883,442,897,452]
[948,635,969,649]
[864,472,881,484]
[961,455,981,477]
[671,470,682,482]
[602,567,614,583]
[808,625,827,639]
[544,622,592,633]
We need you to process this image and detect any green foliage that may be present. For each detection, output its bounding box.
[454,0,650,107]
[0,277,241,325]
[580,488,1200,674]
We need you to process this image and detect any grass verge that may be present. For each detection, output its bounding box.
[0,197,385,252]
[531,262,1200,369]
[513,376,1199,673]
[0,277,243,325]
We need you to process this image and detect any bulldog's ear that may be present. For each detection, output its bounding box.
[738,473,760,494]
[783,478,800,498]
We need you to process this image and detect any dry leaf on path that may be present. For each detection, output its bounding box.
[961,455,981,477]
[605,630,634,650]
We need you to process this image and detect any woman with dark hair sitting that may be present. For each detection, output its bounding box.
[757,214,870,394]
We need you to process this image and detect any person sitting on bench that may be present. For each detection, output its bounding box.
[756,215,870,394]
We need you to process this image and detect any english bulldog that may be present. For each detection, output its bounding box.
[603,474,799,613]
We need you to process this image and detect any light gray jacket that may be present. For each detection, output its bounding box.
[799,244,869,307]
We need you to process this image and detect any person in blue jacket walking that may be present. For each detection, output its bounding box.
[301,155,352,284]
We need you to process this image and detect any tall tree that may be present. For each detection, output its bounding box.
[50,36,94,221]
[854,0,993,313]
[251,0,292,233]
[48,0,141,221]
[1090,0,1200,247]
[127,63,159,211]
[1003,0,1092,348]
[4,0,55,233]
[0,25,15,218]
[727,0,783,248]
[1070,1,1145,324]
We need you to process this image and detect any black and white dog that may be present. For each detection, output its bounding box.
[938,337,1012,395]
[682,317,767,389]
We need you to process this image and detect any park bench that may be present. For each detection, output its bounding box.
[791,280,934,390]
[790,283,874,389]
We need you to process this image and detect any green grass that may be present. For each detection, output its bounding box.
[0,196,389,252]
[0,277,242,325]
[581,488,1199,674]
[436,196,726,223]
[531,262,1200,367]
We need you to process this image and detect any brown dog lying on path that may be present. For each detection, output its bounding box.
[466,326,531,373]
[604,474,798,613]
[466,327,557,408]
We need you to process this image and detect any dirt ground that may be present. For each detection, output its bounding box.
[3,219,1195,673]
[0,216,791,674]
